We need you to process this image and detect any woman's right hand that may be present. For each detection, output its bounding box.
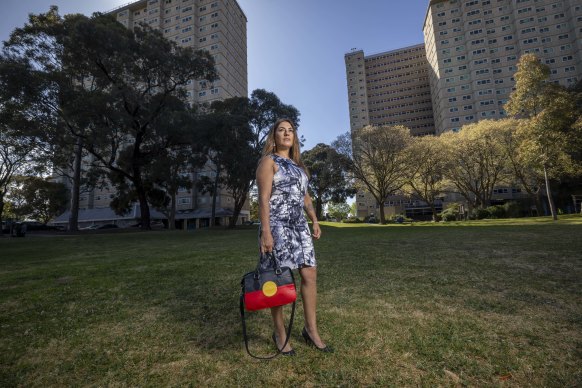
[260,232,274,253]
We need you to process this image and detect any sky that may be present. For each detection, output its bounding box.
[0,0,429,150]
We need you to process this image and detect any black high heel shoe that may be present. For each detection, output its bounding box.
[272,333,296,356]
[302,327,334,353]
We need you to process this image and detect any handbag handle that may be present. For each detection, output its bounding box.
[255,252,282,276]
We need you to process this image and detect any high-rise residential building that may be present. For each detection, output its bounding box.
[345,44,436,136]
[423,0,582,134]
[112,0,247,103]
[345,44,436,219]
[54,0,248,229]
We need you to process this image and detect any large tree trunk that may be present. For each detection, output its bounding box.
[430,203,438,222]
[0,195,4,224]
[229,197,244,229]
[543,164,557,221]
[169,192,176,230]
[133,169,151,230]
[68,137,83,232]
[378,201,386,225]
[210,166,221,227]
[315,196,323,220]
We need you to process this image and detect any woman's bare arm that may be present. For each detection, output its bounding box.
[256,156,276,252]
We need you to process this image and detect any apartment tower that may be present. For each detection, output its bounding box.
[424,0,582,134]
[345,44,436,136]
[344,45,436,219]
[64,0,248,227]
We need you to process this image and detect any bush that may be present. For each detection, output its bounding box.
[471,208,489,220]
[440,211,457,222]
[503,201,521,218]
[439,202,464,221]
[485,205,506,219]
[342,217,363,224]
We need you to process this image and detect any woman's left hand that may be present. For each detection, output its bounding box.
[312,223,321,240]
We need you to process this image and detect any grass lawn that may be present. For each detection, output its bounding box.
[1,215,581,386]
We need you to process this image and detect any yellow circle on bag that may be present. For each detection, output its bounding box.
[262,281,278,297]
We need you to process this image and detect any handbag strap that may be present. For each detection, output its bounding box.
[239,297,295,360]
[239,268,296,360]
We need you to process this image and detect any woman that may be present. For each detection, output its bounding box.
[256,118,333,355]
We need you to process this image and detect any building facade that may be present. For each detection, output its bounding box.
[424,0,582,134]
[60,0,248,228]
[112,0,247,103]
[345,44,436,219]
[345,44,436,136]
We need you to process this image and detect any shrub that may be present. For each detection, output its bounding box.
[471,208,489,220]
[342,217,363,224]
[440,207,459,222]
[503,201,521,218]
[485,205,506,219]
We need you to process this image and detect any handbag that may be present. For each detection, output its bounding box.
[239,252,297,359]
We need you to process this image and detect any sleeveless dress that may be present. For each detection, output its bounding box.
[259,154,316,270]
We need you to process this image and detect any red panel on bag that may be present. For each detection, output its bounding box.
[244,284,296,311]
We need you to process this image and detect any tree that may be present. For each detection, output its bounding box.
[204,98,256,227]
[404,135,448,221]
[336,125,412,224]
[440,120,509,211]
[505,54,579,220]
[301,143,355,220]
[326,202,351,221]
[8,176,67,224]
[0,8,102,231]
[0,128,39,222]
[2,8,217,230]
[202,90,300,228]
[496,118,545,215]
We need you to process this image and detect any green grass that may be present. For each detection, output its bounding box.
[1,215,581,386]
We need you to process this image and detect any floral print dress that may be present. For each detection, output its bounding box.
[259,154,316,270]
